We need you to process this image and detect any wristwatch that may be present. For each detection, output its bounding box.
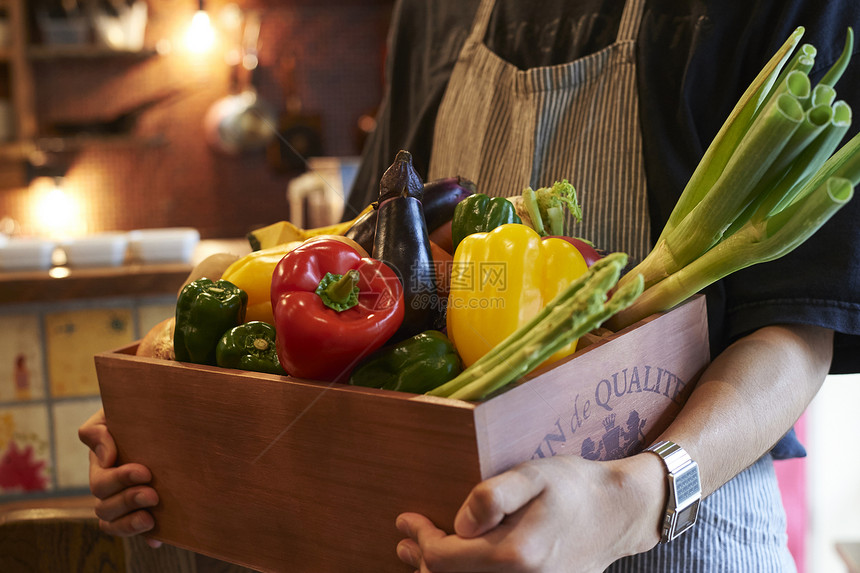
[644,440,701,543]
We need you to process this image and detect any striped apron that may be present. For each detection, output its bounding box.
[428,0,795,570]
[428,0,651,264]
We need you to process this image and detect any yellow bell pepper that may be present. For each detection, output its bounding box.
[447,223,588,368]
[220,241,303,324]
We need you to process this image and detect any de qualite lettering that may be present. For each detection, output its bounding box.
[531,363,690,462]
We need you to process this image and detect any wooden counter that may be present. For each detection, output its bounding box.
[0,238,251,304]
[0,263,193,303]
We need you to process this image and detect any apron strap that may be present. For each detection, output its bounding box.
[617,0,646,43]
[466,0,496,47]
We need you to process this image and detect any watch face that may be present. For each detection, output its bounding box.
[675,501,699,533]
[672,464,702,506]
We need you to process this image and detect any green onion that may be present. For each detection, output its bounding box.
[812,84,837,108]
[762,43,816,107]
[632,91,805,289]
[820,27,854,87]
[723,101,836,237]
[657,26,806,245]
[610,27,858,331]
[759,101,851,218]
[610,176,853,329]
[769,69,811,106]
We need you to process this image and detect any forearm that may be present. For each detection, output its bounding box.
[618,323,834,556]
[660,323,833,496]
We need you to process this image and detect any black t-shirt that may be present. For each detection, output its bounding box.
[347,0,860,374]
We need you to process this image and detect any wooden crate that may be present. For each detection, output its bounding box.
[95,295,709,573]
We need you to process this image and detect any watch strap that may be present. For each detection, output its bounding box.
[647,440,693,474]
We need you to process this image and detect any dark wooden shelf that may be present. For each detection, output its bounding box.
[35,133,168,153]
[0,134,168,162]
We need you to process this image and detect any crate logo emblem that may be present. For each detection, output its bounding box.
[531,364,691,462]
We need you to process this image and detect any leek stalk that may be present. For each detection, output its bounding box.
[610,176,853,329]
[657,26,806,243]
[723,100,839,237]
[820,27,855,86]
[634,92,805,288]
[610,27,858,331]
[759,102,852,218]
[762,42,816,108]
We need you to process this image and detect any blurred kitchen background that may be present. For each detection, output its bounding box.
[0,0,385,239]
[0,1,857,572]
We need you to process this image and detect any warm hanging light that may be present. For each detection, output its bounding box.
[31,176,86,238]
[186,0,215,53]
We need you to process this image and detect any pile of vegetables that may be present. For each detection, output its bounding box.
[139,148,627,398]
[138,26,857,403]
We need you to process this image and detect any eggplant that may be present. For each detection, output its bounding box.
[343,207,378,254]
[373,150,443,340]
[345,176,476,254]
[421,176,477,230]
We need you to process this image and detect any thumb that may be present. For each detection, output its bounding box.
[78,409,117,468]
[454,465,546,538]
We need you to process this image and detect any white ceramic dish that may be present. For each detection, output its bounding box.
[62,233,129,268]
[127,228,200,264]
[0,238,56,272]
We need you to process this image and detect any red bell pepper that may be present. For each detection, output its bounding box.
[545,235,605,267]
[271,238,404,382]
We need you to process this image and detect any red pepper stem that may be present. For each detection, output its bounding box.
[316,270,361,312]
[328,269,359,301]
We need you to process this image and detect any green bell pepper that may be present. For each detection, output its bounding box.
[174,278,248,365]
[216,321,285,375]
[349,330,462,393]
[451,193,522,251]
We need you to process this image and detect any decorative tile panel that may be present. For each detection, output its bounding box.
[0,314,45,402]
[0,404,52,494]
[45,308,134,397]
